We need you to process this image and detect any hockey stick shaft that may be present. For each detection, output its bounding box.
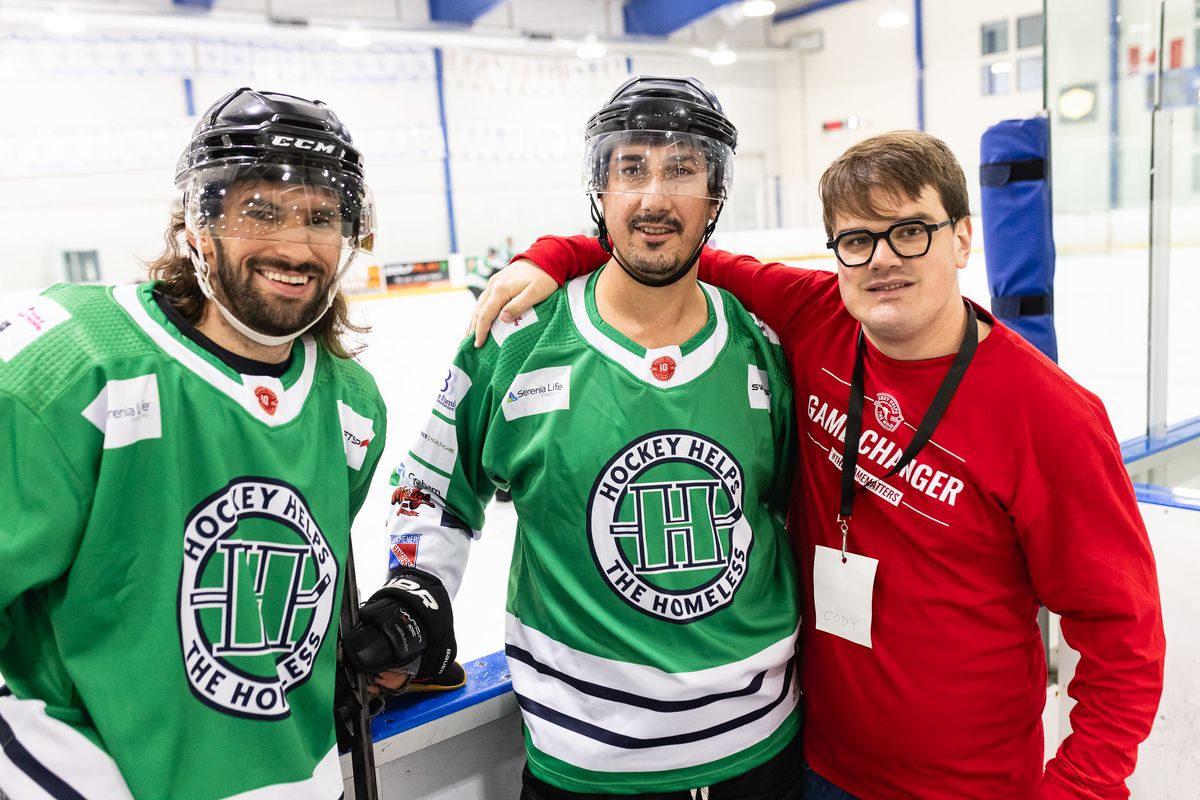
[342,539,380,800]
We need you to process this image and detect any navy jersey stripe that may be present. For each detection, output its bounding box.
[0,709,89,800]
[505,643,767,711]
[514,658,795,749]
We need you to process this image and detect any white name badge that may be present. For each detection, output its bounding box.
[813,544,878,648]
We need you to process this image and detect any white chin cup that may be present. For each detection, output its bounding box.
[189,246,353,348]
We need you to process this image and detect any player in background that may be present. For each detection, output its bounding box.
[0,88,406,799]
[470,130,1165,799]
[343,76,804,798]
[466,246,506,301]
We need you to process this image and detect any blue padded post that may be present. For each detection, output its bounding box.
[979,115,1058,362]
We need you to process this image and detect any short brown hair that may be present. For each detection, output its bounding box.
[818,130,970,237]
[145,210,367,360]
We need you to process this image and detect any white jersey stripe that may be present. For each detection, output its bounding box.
[0,695,132,800]
[505,614,798,772]
[0,696,342,800]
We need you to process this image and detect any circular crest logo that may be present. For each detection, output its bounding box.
[178,477,337,720]
[874,391,904,432]
[650,356,677,382]
[587,430,751,623]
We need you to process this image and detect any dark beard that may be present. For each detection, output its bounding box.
[620,211,691,281]
[210,243,333,337]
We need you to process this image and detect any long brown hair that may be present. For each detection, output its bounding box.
[145,211,368,359]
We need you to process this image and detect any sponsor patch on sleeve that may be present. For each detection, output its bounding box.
[434,365,472,420]
[412,415,459,475]
[502,365,571,421]
[81,374,162,448]
[0,296,71,362]
[394,458,451,499]
[747,366,771,410]
[338,399,376,471]
[388,533,422,571]
[489,308,540,348]
[749,313,781,345]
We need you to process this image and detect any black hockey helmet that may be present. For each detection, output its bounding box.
[176,87,365,184]
[583,76,736,201]
[585,75,738,151]
[176,88,376,347]
[176,87,374,250]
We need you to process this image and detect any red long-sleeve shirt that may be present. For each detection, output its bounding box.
[519,235,1165,800]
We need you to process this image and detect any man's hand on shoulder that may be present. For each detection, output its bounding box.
[468,259,559,348]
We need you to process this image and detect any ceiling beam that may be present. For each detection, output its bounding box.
[623,0,731,37]
[428,0,505,25]
[772,0,858,24]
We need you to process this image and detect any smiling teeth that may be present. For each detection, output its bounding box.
[262,270,310,285]
[639,226,672,234]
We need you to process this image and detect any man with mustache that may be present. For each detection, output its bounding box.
[471,131,1165,799]
[344,76,803,798]
[0,88,398,799]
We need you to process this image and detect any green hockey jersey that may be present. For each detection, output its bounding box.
[386,269,800,794]
[0,282,386,800]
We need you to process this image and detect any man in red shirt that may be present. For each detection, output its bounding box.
[469,130,1165,799]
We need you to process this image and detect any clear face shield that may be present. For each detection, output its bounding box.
[583,130,734,202]
[179,163,376,346]
[181,163,376,277]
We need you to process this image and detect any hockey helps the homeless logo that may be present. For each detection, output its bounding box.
[588,431,751,622]
[179,477,336,720]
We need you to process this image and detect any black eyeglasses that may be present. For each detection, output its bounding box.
[826,218,956,268]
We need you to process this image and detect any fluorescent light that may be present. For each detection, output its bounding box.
[877,11,909,28]
[990,61,1012,74]
[337,27,371,48]
[709,45,737,66]
[742,0,776,17]
[576,34,606,59]
[44,11,86,35]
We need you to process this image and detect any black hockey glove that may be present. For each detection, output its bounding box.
[343,568,458,681]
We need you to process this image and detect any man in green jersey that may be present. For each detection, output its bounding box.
[0,88,425,799]
[345,77,803,799]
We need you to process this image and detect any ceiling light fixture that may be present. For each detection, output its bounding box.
[576,33,606,59]
[44,10,86,35]
[742,0,776,17]
[337,26,371,48]
[709,45,737,66]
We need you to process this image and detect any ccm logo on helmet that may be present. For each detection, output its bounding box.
[270,135,336,154]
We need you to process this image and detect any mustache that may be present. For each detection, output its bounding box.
[627,212,683,233]
[246,255,326,278]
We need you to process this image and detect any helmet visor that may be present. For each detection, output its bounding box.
[182,163,376,276]
[584,130,733,201]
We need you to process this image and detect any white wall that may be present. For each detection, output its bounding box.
[769,0,1044,227]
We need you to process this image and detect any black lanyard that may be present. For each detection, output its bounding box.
[838,302,979,532]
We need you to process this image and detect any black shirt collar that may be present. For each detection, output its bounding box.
[152,288,293,379]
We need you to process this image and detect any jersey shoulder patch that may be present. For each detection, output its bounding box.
[748,313,781,345]
[489,307,541,347]
[0,294,72,363]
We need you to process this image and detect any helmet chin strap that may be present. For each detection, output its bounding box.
[188,240,351,349]
[589,194,724,289]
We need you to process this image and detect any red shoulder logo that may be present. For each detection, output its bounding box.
[391,486,434,517]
